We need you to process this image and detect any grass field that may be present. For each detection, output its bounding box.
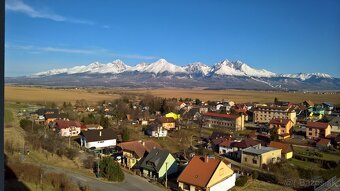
[5,86,120,104]
[124,89,340,104]
[5,86,340,105]
[231,179,295,191]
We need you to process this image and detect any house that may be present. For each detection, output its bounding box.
[268,141,293,160]
[176,102,187,110]
[306,122,331,139]
[80,128,117,149]
[117,140,161,169]
[210,131,232,141]
[318,116,340,133]
[165,112,180,120]
[44,113,65,125]
[241,145,281,168]
[302,100,314,108]
[229,139,260,160]
[253,106,296,124]
[269,118,293,139]
[219,139,233,155]
[54,120,81,137]
[182,108,202,121]
[159,117,176,130]
[145,124,168,137]
[177,156,236,191]
[84,124,103,131]
[203,112,245,131]
[316,138,331,151]
[140,149,177,180]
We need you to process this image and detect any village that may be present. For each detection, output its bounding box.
[6,93,340,191]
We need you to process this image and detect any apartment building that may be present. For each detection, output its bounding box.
[253,106,296,124]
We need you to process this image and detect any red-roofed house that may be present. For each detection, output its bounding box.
[54,120,81,137]
[269,118,293,139]
[177,156,236,191]
[203,112,245,131]
[306,122,331,139]
[316,138,331,151]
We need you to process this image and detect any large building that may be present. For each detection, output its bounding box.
[269,118,293,139]
[253,106,296,124]
[203,112,245,131]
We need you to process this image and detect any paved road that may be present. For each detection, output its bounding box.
[41,164,165,191]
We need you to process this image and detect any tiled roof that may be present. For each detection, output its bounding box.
[269,118,292,126]
[177,156,222,188]
[81,128,117,142]
[268,141,292,154]
[203,112,238,119]
[55,120,81,129]
[140,149,171,172]
[306,122,330,129]
[219,139,232,147]
[160,117,175,123]
[44,113,65,119]
[317,138,330,145]
[210,131,232,140]
[118,140,161,158]
[231,139,260,149]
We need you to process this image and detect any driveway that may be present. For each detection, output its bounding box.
[41,164,165,191]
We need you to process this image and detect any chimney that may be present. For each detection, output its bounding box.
[99,131,102,137]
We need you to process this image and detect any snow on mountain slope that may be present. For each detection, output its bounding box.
[183,62,211,76]
[280,73,333,81]
[141,59,187,74]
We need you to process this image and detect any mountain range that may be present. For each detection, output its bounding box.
[5,59,340,90]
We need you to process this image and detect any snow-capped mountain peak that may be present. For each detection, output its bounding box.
[280,73,333,81]
[142,59,187,74]
[183,62,211,76]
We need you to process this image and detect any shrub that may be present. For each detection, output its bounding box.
[235,176,248,187]
[99,157,124,182]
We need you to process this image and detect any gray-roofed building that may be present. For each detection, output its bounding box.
[140,149,177,180]
[80,128,117,149]
[241,145,281,168]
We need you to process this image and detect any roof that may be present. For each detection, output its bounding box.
[177,156,223,188]
[242,146,280,155]
[140,149,171,172]
[55,120,81,129]
[210,131,232,140]
[255,106,289,111]
[81,128,117,142]
[268,141,292,154]
[219,139,232,147]
[211,138,225,146]
[36,108,59,115]
[117,140,161,158]
[304,100,314,107]
[317,138,330,145]
[231,139,260,149]
[160,117,175,123]
[306,122,330,130]
[203,112,238,119]
[44,113,65,119]
[269,118,292,126]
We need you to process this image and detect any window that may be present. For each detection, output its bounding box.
[252,159,257,164]
[244,157,247,162]
[183,183,190,190]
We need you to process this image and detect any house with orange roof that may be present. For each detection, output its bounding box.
[306,122,331,139]
[268,141,293,159]
[316,138,331,151]
[54,119,82,137]
[159,117,176,130]
[269,118,293,139]
[117,140,161,169]
[177,156,236,191]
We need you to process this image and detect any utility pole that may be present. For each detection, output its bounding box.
[21,141,25,161]
[165,162,168,188]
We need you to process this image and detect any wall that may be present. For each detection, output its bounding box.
[207,161,234,188]
[85,139,116,149]
[158,154,178,178]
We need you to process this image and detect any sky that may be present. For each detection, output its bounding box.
[5,0,340,77]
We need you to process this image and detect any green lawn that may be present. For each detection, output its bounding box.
[231,179,295,191]
[288,158,322,170]
[4,109,14,125]
[293,146,340,161]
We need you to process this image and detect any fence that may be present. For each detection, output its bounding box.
[314,176,337,191]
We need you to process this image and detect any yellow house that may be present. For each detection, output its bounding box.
[160,117,176,130]
[268,141,293,160]
[306,122,331,139]
[165,112,180,120]
[241,145,281,168]
[269,118,293,139]
[178,156,236,191]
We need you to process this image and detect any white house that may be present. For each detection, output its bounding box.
[145,125,168,137]
[54,120,82,137]
[80,128,117,149]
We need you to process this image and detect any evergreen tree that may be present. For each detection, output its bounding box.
[99,157,124,182]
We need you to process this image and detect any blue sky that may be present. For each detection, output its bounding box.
[5,0,340,77]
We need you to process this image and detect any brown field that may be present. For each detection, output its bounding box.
[124,88,340,104]
[5,86,340,104]
[5,86,120,104]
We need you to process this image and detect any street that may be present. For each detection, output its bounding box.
[41,164,165,191]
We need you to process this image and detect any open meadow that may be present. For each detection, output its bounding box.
[5,85,340,104]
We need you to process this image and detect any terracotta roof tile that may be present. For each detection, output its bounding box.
[55,120,81,129]
[269,118,292,126]
[268,141,292,154]
[177,156,222,188]
[317,138,330,145]
[117,140,161,158]
[203,112,238,119]
[306,122,330,130]
[160,117,175,123]
[231,139,260,149]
